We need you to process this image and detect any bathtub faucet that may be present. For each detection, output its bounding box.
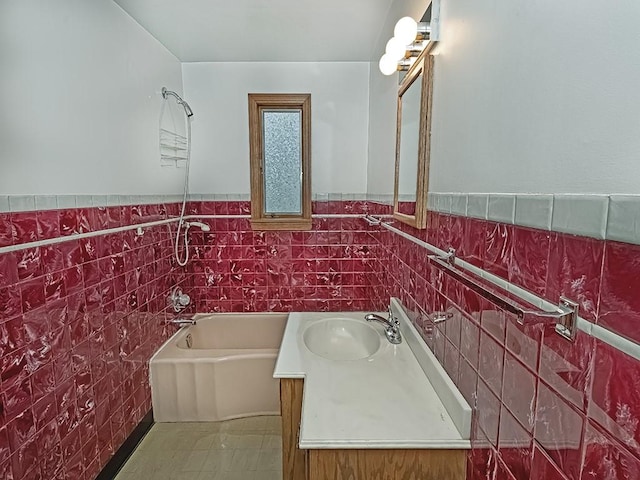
[167,318,197,327]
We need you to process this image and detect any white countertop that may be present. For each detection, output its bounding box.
[273,306,471,450]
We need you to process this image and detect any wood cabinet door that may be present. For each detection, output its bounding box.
[280,378,307,480]
[308,448,467,480]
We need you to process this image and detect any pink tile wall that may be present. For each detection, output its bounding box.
[369,211,640,480]
[5,199,639,480]
[0,204,185,480]
[184,201,383,313]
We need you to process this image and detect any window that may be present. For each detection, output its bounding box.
[248,93,311,230]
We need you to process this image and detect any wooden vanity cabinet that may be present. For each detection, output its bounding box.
[280,379,466,480]
[307,449,466,480]
[281,378,307,480]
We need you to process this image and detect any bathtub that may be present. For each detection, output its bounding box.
[150,313,288,422]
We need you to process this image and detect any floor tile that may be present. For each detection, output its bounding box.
[115,416,282,480]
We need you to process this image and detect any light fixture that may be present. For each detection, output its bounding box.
[385,37,407,62]
[394,17,419,46]
[378,1,441,77]
[379,20,426,76]
[379,54,398,76]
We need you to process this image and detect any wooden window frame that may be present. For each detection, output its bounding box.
[248,93,312,231]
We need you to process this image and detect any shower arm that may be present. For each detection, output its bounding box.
[162,87,194,117]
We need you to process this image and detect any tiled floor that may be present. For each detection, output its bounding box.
[114,416,283,480]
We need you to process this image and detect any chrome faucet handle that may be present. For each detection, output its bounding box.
[365,312,402,345]
[388,305,399,327]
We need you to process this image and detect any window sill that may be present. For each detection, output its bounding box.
[250,218,312,231]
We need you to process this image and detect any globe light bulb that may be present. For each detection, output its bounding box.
[394,16,418,46]
[379,54,398,76]
[385,37,407,62]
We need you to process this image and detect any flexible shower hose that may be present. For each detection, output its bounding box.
[171,101,192,267]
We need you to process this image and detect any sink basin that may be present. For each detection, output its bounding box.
[302,318,381,360]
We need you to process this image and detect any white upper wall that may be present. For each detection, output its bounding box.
[430,0,640,194]
[0,0,184,196]
[368,0,640,195]
[182,62,370,195]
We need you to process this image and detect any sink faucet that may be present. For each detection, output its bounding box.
[166,318,197,328]
[365,307,402,344]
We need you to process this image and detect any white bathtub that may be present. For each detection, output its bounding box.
[150,313,288,422]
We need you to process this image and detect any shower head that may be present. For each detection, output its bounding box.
[186,221,210,232]
[162,87,194,117]
[182,101,194,117]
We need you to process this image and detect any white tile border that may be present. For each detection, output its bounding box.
[35,195,58,210]
[607,195,640,245]
[428,192,640,245]
[466,194,489,219]
[450,194,468,216]
[8,195,36,212]
[552,195,609,240]
[515,194,553,231]
[2,192,383,214]
[0,194,189,212]
[488,194,516,224]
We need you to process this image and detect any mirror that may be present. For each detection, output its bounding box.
[393,53,434,229]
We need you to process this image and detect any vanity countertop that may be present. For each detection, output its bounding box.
[273,306,471,450]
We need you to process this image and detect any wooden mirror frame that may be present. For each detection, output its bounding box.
[393,52,434,229]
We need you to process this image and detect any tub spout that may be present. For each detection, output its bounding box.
[167,318,197,327]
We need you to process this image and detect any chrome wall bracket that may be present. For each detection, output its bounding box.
[444,247,456,265]
[554,297,579,342]
[431,311,454,323]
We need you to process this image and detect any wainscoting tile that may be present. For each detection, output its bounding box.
[598,240,640,344]
[488,194,515,224]
[56,195,77,209]
[589,339,640,460]
[467,194,489,220]
[551,195,608,240]
[427,193,436,211]
[581,421,640,480]
[8,196,36,213]
[515,195,553,231]
[606,195,640,245]
[498,407,533,479]
[434,193,452,214]
[534,383,584,480]
[530,445,569,480]
[34,195,58,211]
[75,195,93,208]
[450,194,468,216]
[0,196,9,213]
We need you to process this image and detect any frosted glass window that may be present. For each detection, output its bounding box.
[263,110,302,214]
[248,93,311,231]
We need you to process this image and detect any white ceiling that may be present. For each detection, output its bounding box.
[113,0,396,62]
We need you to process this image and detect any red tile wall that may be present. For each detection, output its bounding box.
[184,200,385,313]
[0,203,186,480]
[4,199,639,480]
[369,210,640,480]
